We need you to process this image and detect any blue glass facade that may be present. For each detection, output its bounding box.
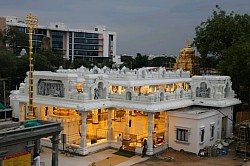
[16,27,47,53]
[69,32,100,57]
[51,31,63,49]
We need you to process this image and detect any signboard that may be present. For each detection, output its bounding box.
[2,151,31,166]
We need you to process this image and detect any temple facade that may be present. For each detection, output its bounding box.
[9,66,240,155]
[174,40,200,76]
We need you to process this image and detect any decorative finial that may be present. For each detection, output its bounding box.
[186,38,191,46]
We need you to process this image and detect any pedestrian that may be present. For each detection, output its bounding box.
[142,139,148,157]
[117,133,122,148]
[33,152,41,166]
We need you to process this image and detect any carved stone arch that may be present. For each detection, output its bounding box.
[162,70,166,78]
[166,92,170,100]
[160,92,164,101]
[94,81,105,99]
[180,90,183,98]
[126,91,132,100]
[200,82,207,89]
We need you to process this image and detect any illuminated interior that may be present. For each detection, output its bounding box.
[109,83,190,95]
[21,104,167,148]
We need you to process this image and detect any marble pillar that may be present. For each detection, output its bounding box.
[147,112,154,155]
[164,112,169,143]
[51,135,59,166]
[80,111,88,155]
[21,103,27,121]
[107,109,112,143]
[123,110,130,140]
[92,109,99,124]
[111,109,115,120]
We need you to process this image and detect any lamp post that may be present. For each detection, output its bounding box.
[26,13,38,120]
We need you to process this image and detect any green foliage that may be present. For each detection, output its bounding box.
[4,27,28,55]
[197,55,219,69]
[217,42,250,88]
[193,6,250,57]
[121,56,134,69]
[72,59,88,69]
[194,6,250,102]
[0,30,5,49]
[0,49,17,78]
[134,53,149,68]
[151,56,175,68]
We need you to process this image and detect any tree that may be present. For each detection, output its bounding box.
[193,5,250,58]
[0,50,17,78]
[121,55,134,69]
[134,53,149,68]
[193,6,250,103]
[217,41,250,89]
[4,27,28,55]
[150,56,176,68]
[0,30,5,49]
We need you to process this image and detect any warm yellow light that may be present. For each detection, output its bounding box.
[53,108,76,116]
[76,83,83,93]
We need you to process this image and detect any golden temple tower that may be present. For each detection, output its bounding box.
[174,39,200,76]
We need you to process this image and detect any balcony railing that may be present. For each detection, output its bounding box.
[109,90,192,103]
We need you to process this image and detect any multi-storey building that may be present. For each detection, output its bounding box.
[0,16,116,62]
[10,66,240,156]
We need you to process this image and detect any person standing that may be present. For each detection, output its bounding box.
[117,133,122,148]
[142,139,148,157]
[33,153,41,166]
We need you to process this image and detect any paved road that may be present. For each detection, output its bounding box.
[40,147,148,166]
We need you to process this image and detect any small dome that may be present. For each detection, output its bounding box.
[20,83,25,87]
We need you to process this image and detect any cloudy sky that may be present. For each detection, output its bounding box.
[0,0,249,56]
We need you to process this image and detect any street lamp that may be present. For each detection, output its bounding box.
[26,13,38,120]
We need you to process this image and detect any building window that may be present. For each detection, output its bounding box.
[200,126,205,144]
[210,123,215,139]
[176,128,189,143]
[126,92,132,100]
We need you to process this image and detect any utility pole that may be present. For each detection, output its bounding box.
[26,13,38,120]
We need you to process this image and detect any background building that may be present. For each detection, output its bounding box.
[0,16,116,62]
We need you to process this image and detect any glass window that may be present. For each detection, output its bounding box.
[200,128,205,143]
[210,123,215,139]
[176,128,188,142]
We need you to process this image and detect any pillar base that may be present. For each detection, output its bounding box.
[146,148,154,156]
[79,147,88,155]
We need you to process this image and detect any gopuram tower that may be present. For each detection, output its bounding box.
[174,39,200,76]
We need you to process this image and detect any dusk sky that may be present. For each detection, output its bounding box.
[0,0,249,56]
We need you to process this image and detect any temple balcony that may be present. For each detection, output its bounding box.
[109,90,192,103]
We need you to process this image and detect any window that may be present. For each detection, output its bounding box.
[45,107,48,116]
[176,128,189,142]
[210,123,215,139]
[200,127,205,143]
[126,92,132,100]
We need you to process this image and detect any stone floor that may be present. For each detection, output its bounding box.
[40,147,149,166]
